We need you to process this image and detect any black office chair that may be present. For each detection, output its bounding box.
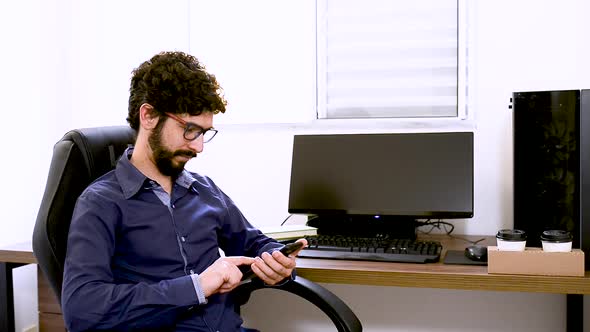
[33,126,362,332]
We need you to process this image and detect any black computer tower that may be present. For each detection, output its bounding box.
[512,89,590,268]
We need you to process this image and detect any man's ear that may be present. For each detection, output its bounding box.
[139,103,159,130]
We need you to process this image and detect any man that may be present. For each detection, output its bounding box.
[62,51,306,332]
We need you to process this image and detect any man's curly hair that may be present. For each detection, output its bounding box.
[127,51,227,130]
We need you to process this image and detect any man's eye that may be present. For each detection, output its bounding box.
[185,125,201,135]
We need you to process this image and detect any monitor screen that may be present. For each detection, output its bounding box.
[288,132,474,219]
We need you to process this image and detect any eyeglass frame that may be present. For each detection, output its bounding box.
[164,112,218,143]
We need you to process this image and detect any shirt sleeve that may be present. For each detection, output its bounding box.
[61,189,199,332]
[205,178,300,284]
[190,273,208,304]
[211,182,283,258]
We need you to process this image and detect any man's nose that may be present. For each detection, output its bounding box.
[188,136,204,153]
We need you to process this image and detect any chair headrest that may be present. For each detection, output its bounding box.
[63,126,137,181]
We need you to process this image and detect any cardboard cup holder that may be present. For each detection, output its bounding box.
[487,246,584,277]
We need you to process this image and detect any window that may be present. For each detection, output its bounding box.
[316,0,468,120]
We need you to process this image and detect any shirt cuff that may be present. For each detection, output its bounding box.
[190,273,208,305]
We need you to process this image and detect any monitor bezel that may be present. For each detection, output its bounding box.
[287,132,474,220]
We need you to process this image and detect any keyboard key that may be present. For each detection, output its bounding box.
[314,245,352,252]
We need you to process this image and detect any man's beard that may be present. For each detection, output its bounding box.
[148,124,196,177]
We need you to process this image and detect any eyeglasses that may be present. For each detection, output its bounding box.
[164,112,218,143]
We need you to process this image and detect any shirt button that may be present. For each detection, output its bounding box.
[172,204,175,209]
[190,269,195,274]
[181,236,186,242]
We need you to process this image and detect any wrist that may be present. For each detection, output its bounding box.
[197,271,216,298]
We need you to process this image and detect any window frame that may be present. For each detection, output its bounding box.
[314,0,473,129]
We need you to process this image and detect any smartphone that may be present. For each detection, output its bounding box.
[240,241,305,282]
[278,241,305,256]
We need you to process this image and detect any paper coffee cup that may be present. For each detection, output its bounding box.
[540,230,573,252]
[496,229,527,251]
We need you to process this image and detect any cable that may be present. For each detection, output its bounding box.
[416,219,485,245]
[306,215,319,224]
[280,214,294,226]
[280,214,319,226]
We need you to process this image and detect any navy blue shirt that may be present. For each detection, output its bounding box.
[62,148,282,332]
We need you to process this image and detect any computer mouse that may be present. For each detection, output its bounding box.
[464,245,488,262]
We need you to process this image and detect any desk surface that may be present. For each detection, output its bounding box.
[3,236,590,294]
[296,234,590,295]
[0,242,35,264]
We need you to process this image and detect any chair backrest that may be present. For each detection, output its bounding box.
[33,126,136,304]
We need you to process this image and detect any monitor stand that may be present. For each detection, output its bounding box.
[307,215,417,239]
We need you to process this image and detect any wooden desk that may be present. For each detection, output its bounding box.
[0,242,65,332]
[0,242,36,332]
[296,235,590,295]
[295,234,589,332]
[1,236,588,332]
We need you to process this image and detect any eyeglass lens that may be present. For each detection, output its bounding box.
[184,126,217,143]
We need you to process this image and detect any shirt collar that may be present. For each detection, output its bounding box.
[177,169,199,191]
[116,147,200,199]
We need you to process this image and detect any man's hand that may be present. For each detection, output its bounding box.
[250,238,308,285]
[199,256,255,297]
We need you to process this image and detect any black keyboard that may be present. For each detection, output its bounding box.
[300,235,442,263]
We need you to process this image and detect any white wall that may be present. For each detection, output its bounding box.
[1,0,589,331]
[1,1,58,331]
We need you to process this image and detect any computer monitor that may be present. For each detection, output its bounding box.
[287,132,474,237]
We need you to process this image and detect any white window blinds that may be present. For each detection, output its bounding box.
[316,0,461,119]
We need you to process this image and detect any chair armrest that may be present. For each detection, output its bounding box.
[234,276,362,332]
